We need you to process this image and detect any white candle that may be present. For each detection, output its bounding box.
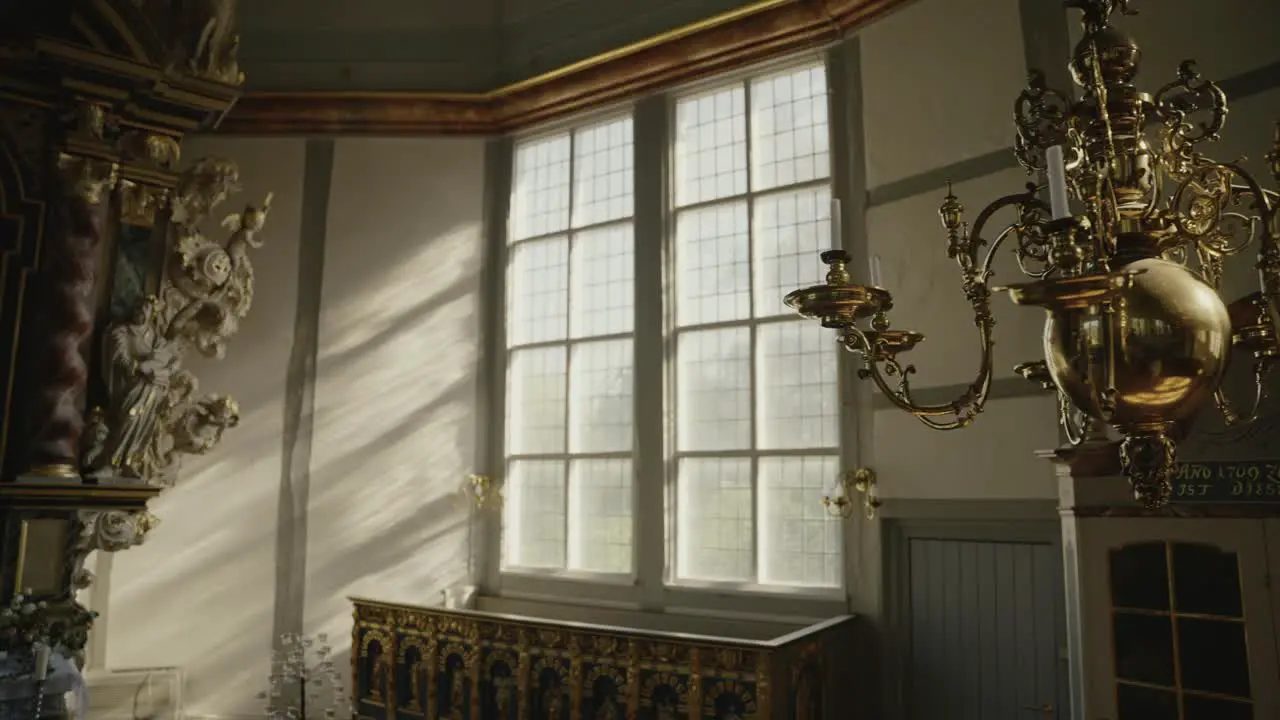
[1046,145,1071,220]
[34,642,49,681]
[870,254,883,287]
[830,198,842,249]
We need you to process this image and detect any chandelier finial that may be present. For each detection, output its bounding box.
[1064,0,1137,32]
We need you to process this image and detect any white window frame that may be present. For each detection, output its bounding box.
[499,109,640,584]
[664,64,844,597]
[483,53,855,620]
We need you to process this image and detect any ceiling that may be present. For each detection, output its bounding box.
[236,0,759,92]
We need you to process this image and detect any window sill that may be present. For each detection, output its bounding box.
[664,578,846,602]
[490,573,850,628]
[477,592,840,641]
[500,567,636,586]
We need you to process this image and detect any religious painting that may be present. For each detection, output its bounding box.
[106,223,158,324]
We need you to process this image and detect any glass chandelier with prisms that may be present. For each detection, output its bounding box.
[785,0,1280,509]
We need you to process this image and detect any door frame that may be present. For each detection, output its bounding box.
[884,519,1065,720]
[1075,517,1280,720]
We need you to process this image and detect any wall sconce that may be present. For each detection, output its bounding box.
[822,468,881,520]
[460,474,502,510]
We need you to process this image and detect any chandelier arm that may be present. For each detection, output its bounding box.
[1173,159,1280,428]
[1210,359,1272,427]
[1059,391,1088,445]
[838,189,1043,429]
[1207,163,1280,317]
[840,324,990,429]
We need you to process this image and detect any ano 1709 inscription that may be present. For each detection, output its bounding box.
[1172,461,1280,502]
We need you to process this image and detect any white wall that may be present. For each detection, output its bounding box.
[859,0,1026,190]
[101,137,487,718]
[303,137,486,674]
[858,0,1061,501]
[105,138,306,717]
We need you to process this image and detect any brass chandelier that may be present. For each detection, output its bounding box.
[786,0,1280,509]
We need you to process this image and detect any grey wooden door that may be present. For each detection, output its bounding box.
[905,535,1066,720]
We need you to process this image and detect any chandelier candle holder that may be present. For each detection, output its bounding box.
[786,0,1280,509]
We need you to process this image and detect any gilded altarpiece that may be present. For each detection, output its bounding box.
[351,599,860,720]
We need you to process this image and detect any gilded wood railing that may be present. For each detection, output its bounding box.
[351,598,859,720]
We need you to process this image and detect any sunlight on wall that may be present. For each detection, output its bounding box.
[104,139,307,717]
[303,138,486,678]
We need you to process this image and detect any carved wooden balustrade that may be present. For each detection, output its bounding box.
[351,598,859,720]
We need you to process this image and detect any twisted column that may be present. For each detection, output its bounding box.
[25,153,116,478]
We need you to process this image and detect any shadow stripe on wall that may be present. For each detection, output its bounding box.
[273,139,335,643]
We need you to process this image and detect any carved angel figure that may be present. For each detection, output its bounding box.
[151,388,240,482]
[170,157,240,228]
[91,296,180,479]
[92,156,269,486]
[449,670,468,718]
[185,0,243,84]
[545,688,566,720]
[164,190,271,359]
[494,676,513,714]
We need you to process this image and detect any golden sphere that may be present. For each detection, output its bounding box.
[1044,257,1232,429]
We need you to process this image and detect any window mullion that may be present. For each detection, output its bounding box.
[742,78,764,585]
[633,95,669,606]
[563,129,577,572]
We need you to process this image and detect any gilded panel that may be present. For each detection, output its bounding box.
[581,659,626,719]
[527,648,572,720]
[350,599,855,720]
[435,640,472,720]
[701,679,757,720]
[480,645,519,720]
[395,628,434,717]
[638,669,689,720]
[355,623,394,720]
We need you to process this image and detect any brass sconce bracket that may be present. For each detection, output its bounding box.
[461,474,503,511]
[822,468,882,519]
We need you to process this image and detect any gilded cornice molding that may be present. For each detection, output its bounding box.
[218,0,908,135]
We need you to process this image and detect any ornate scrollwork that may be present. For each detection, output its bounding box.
[1118,432,1176,510]
[1154,61,1229,179]
[75,509,160,553]
[86,157,268,485]
[1163,159,1280,427]
[834,186,1050,431]
[1013,70,1078,175]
